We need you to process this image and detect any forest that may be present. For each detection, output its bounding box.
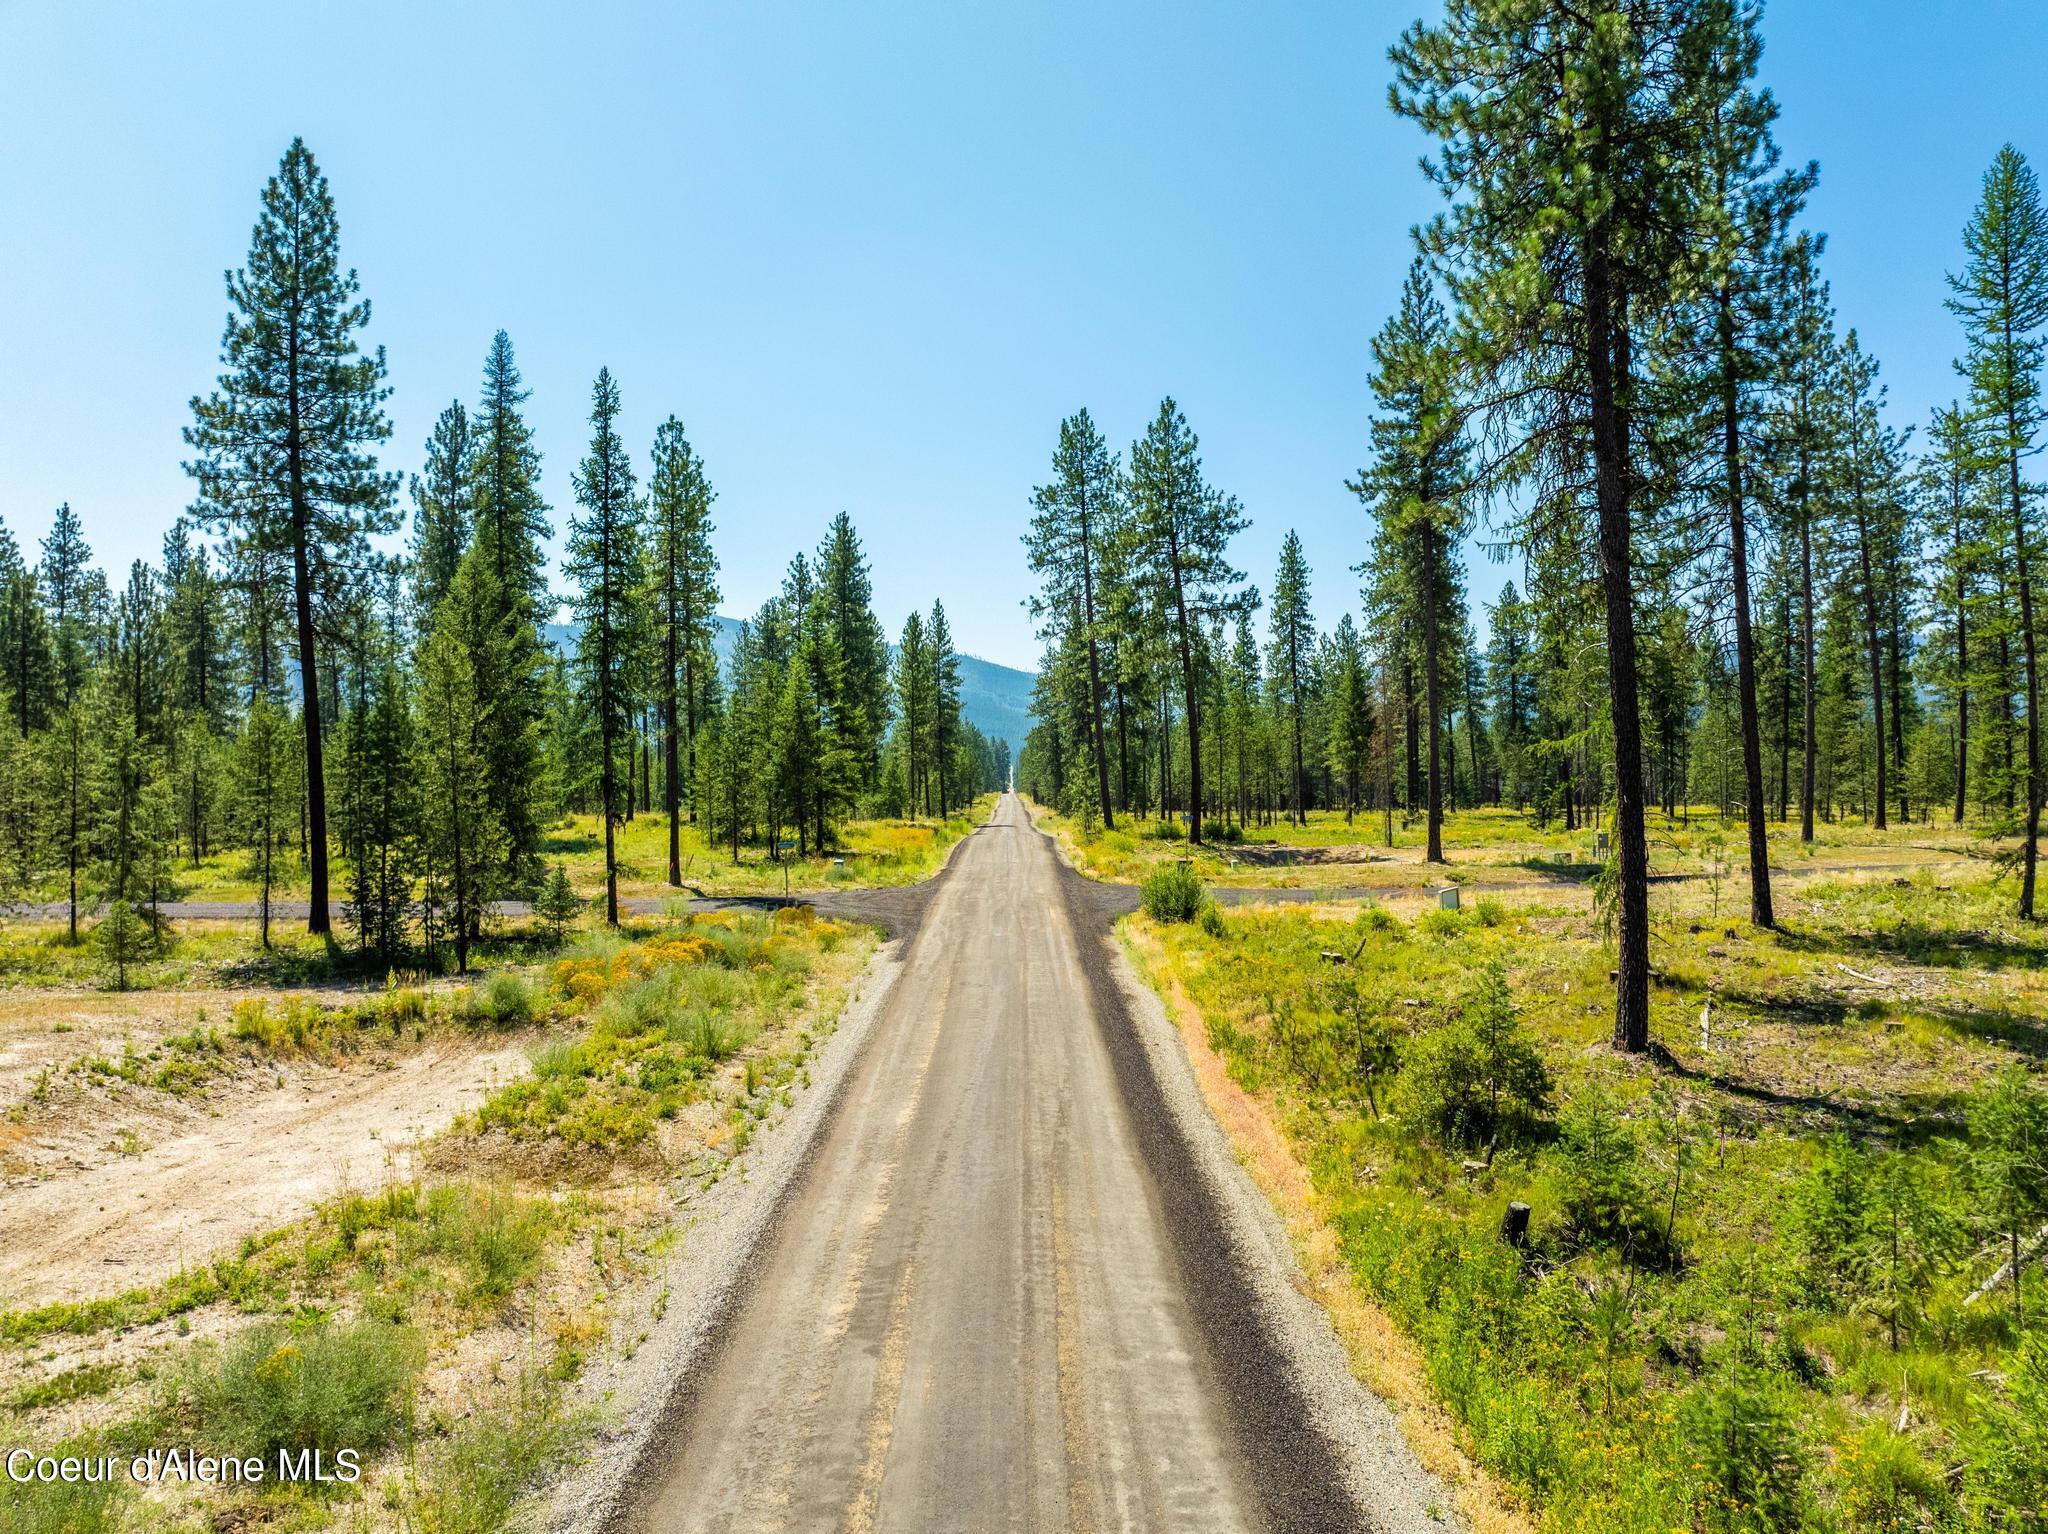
[0,140,1006,976]
[1018,14,2046,1053]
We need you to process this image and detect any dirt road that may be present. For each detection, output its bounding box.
[0,1038,529,1308]
[620,794,1427,1534]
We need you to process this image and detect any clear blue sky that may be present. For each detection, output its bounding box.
[4,1,2045,672]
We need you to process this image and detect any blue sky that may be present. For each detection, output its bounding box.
[4,0,2045,672]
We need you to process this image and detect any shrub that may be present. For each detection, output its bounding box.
[1792,1134,1868,1300]
[1400,962,1550,1149]
[165,1318,421,1462]
[467,973,539,1029]
[1355,904,1402,936]
[1324,974,1403,1119]
[402,1375,578,1534]
[1141,863,1207,923]
[1198,902,1228,938]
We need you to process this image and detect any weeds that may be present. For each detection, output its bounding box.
[163,1317,422,1463]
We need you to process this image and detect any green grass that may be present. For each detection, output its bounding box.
[468,911,858,1153]
[1133,872,2046,1533]
[162,1316,422,1465]
[1030,797,2014,894]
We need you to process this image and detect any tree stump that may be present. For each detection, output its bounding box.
[1500,1201,1531,1248]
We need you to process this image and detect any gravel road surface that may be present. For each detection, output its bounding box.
[616,794,1450,1534]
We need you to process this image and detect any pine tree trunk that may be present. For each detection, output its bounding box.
[1585,239,1651,1055]
[289,502,331,936]
[1720,297,1774,927]
[2010,436,2041,917]
[1853,500,1889,831]
[1421,523,1444,863]
[1956,558,1970,825]
[1800,494,1818,843]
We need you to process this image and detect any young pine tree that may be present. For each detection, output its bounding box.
[416,626,503,974]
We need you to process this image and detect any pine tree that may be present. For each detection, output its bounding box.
[815,513,889,798]
[894,611,933,818]
[162,523,232,733]
[183,138,398,936]
[410,400,476,626]
[1127,399,1250,845]
[40,503,97,708]
[1922,403,1993,825]
[337,663,418,964]
[648,418,720,881]
[532,863,581,948]
[1950,145,2048,917]
[1025,410,1122,829]
[1674,5,1812,923]
[1267,531,1317,826]
[929,601,962,817]
[467,332,552,889]
[0,520,55,737]
[416,624,502,973]
[1323,613,1372,820]
[1358,259,1469,864]
[1394,0,1707,1050]
[565,368,647,926]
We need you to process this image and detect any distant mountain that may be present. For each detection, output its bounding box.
[541,615,1037,752]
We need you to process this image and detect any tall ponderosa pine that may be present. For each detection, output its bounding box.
[184,138,398,936]
[1359,260,1469,864]
[929,602,962,817]
[1025,410,1122,829]
[40,503,97,707]
[1395,0,1708,1051]
[1679,3,1811,926]
[566,369,647,926]
[1127,399,1249,845]
[1950,145,2048,917]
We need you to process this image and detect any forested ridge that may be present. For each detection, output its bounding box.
[0,139,1006,972]
[1020,1,2048,1056]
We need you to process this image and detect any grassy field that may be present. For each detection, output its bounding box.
[0,798,990,993]
[1124,856,2047,1532]
[1031,798,2013,893]
[132,797,998,909]
[0,907,877,1534]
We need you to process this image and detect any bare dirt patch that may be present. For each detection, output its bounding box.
[0,1035,533,1308]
